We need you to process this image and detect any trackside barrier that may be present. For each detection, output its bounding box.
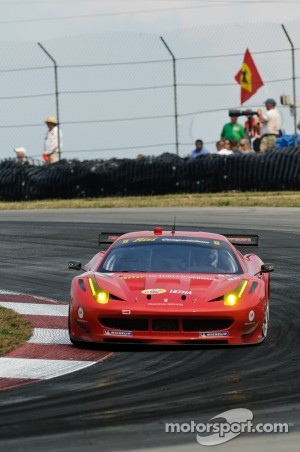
[0,148,300,201]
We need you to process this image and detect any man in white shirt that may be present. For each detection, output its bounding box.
[43,116,62,163]
[257,98,281,153]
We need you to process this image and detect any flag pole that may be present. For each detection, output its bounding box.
[281,24,297,145]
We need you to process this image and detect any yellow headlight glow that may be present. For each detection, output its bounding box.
[96,291,109,304]
[88,277,109,304]
[224,293,238,306]
[224,280,248,306]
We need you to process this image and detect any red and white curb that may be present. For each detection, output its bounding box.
[0,291,113,391]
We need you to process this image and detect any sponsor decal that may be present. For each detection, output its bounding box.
[133,237,157,242]
[249,310,255,321]
[236,237,252,242]
[162,238,210,244]
[148,274,215,280]
[200,331,229,337]
[170,290,192,295]
[214,241,220,245]
[142,288,167,294]
[119,275,145,279]
[104,329,133,336]
[227,236,258,245]
[78,307,84,319]
[122,310,131,315]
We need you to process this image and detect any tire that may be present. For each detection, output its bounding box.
[68,305,87,348]
[69,335,87,348]
[261,302,269,340]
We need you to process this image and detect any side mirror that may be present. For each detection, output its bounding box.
[68,260,82,271]
[261,263,275,273]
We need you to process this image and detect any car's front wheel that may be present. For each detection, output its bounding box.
[69,335,86,348]
[262,302,269,340]
[68,304,87,347]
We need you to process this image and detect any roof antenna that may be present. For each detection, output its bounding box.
[172,216,176,235]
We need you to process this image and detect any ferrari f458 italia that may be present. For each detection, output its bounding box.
[68,228,274,346]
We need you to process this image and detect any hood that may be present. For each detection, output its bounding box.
[93,272,244,303]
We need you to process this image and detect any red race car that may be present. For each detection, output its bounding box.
[68,228,274,346]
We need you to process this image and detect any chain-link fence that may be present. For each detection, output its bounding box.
[0,20,300,162]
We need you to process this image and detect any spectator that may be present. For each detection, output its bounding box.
[189,139,211,159]
[251,120,261,152]
[14,147,27,164]
[221,113,245,143]
[215,140,233,155]
[224,139,231,151]
[43,116,62,163]
[257,98,281,153]
[216,139,225,151]
[230,139,241,154]
[239,138,254,154]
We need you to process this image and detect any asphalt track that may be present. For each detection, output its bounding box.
[0,207,299,452]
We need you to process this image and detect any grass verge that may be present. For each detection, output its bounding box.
[0,306,33,357]
[0,191,300,209]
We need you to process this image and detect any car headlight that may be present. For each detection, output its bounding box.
[224,280,248,306]
[88,277,109,304]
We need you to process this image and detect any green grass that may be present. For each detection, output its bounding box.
[0,191,300,209]
[0,306,33,356]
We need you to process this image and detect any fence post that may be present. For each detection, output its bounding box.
[38,42,61,160]
[160,36,179,156]
[281,24,298,145]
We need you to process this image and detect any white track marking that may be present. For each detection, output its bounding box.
[0,292,112,389]
[27,328,71,345]
[0,358,96,379]
[0,302,68,316]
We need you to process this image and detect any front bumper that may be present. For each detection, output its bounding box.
[70,301,265,345]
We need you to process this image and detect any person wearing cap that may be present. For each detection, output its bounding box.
[14,147,27,164]
[257,98,281,153]
[43,116,63,163]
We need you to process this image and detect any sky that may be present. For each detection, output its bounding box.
[0,0,300,41]
[1,0,300,161]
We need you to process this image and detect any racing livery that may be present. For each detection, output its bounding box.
[68,228,274,346]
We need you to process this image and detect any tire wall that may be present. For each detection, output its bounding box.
[1,148,299,200]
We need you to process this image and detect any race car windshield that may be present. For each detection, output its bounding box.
[98,237,243,274]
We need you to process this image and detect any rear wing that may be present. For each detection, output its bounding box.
[98,232,124,248]
[98,231,259,249]
[223,234,259,246]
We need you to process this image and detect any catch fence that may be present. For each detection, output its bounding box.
[0,21,300,161]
